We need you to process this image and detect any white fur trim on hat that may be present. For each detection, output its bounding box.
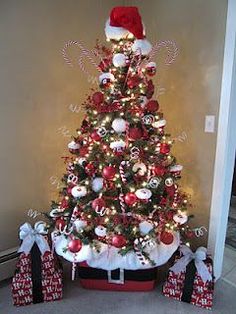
[132,39,152,55]
[99,72,115,83]
[105,19,131,40]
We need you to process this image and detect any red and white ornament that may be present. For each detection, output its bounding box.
[132,162,147,176]
[110,140,126,154]
[68,140,80,154]
[68,238,82,253]
[97,126,107,138]
[95,225,107,237]
[112,53,127,67]
[135,188,152,200]
[173,211,188,225]
[92,197,106,211]
[71,185,87,198]
[111,118,127,133]
[145,62,157,76]
[99,73,115,88]
[170,164,183,176]
[152,119,166,129]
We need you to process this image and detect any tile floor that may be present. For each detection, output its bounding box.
[0,246,236,314]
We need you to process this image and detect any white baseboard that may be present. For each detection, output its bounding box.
[0,247,18,281]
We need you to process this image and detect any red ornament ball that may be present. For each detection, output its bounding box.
[79,146,89,157]
[160,143,170,154]
[185,230,195,238]
[68,239,82,253]
[127,75,141,89]
[146,100,159,112]
[112,235,127,248]
[124,192,137,206]
[146,80,155,99]
[55,218,66,230]
[85,163,96,176]
[92,197,106,210]
[102,166,116,180]
[92,92,104,105]
[153,165,166,176]
[91,130,101,141]
[160,231,174,245]
[129,127,143,140]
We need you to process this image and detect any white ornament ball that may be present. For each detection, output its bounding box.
[139,221,153,235]
[173,211,188,225]
[73,219,87,231]
[71,185,87,198]
[92,177,104,192]
[135,188,152,200]
[113,53,127,67]
[132,162,147,176]
[111,118,127,133]
[132,39,152,56]
[95,225,107,237]
[110,140,126,152]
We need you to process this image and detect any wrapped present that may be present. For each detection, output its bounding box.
[163,246,214,310]
[78,262,157,291]
[12,222,63,306]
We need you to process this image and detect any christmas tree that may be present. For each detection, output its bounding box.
[49,7,194,271]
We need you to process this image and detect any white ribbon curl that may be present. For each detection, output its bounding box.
[18,221,50,255]
[170,245,212,283]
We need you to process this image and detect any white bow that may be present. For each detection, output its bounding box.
[170,245,212,282]
[18,221,50,255]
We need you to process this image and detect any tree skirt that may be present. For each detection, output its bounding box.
[52,232,180,270]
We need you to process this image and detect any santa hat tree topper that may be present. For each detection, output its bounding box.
[105,6,152,55]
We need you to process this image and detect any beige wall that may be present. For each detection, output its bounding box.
[0,0,123,252]
[0,0,227,252]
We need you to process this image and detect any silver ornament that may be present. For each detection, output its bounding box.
[165,177,174,187]
[142,114,155,125]
[148,177,161,189]
[97,127,107,137]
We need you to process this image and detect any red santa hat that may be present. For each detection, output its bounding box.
[105,6,152,55]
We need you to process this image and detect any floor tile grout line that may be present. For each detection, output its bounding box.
[221,277,236,289]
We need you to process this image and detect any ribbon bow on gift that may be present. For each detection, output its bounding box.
[18,221,50,255]
[170,245,212,283]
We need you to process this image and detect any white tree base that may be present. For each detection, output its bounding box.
[52,232,180,270]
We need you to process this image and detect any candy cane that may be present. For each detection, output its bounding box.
[134,238,148,266]
[61,40,102,72]
[70,206,80,223]
[148,40,178,65]
[119,193,126,214]
[119,160,130,183]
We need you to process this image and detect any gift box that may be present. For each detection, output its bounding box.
[162,246,214,310]
[78,262,157,291]
[12,222,63,306]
